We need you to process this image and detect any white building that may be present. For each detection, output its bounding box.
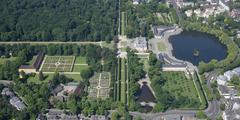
[236,31,240,38]
[133,0,140,5]
[224,71,236,81]
[217,75,228,85]
[185,10,193,17]
[134,37,148,52]
[206,0,219,5]
[222,99,240,120]
[219,0,230,11]
[176,0,194,8]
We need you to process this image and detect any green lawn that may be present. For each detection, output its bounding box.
[137,54,149,59]
[0,57,17,64]
[139,58,149,72]
[162,72,202,108]
[28,73,82,84]
[73,65,89,72]
[28,74,54,84]
[65,74,82,81]
[75,56,87,64]
[121,12,125,35]
[120,58,126,104]
[157,13,165,23]
[117,58,121,101]
[101,41,115,49]
[26,56,37,65]
[157,41,166,51]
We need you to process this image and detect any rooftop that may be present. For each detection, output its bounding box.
[1,87,14,96]
[10,96,26,111]
[152,26,175,37]
[19,52,45,70]
[224,99,240,120]
[134,37,147,49]
[218,85,237,95]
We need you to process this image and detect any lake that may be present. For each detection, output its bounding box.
[169,31,227,65]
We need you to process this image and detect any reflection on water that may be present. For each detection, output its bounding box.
[169,31,227,65]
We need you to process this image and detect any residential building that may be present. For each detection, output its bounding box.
[236,30,240,38]
[230,9,240,21]
[1,87,26,111]
[217,75,228,85]
[133,0,140,5]
[224,71,236,81]
[218,85,237,99]
[206,0,219,5]
[185,10,193,17]
[223,99,240,120]
[219,0,230,11]
[176,0,194,8]
[10,96,26,111]
[1,87,14,96]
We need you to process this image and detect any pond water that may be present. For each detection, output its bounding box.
[169,31,227,65]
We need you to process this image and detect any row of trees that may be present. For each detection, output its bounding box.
[127,49,145,111]
[121,0,177,38]
[0,0,118,41]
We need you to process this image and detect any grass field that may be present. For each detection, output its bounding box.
[41,56,75,72]
[27,73,82,84]
[120,58,126,104]
[139,58,149,72]
[101,41,115,50]
[117,58,121,101]
[72,65,89,72]
[121,12,125,35]
[73,56,89,72]
[157,13,175,24]
[26,56,37,65]
[64,74,82,81]
[75,56,87,64]
[157,41,166,51]
[28,74,54,84]
[162,72,202,108]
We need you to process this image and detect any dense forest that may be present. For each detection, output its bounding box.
[121,0,178,38]
[0,0,118,41]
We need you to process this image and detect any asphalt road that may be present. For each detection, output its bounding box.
[0,80,13,85]
[204,71,221,119]
[130,110,196,120]
[167,0,182,23]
